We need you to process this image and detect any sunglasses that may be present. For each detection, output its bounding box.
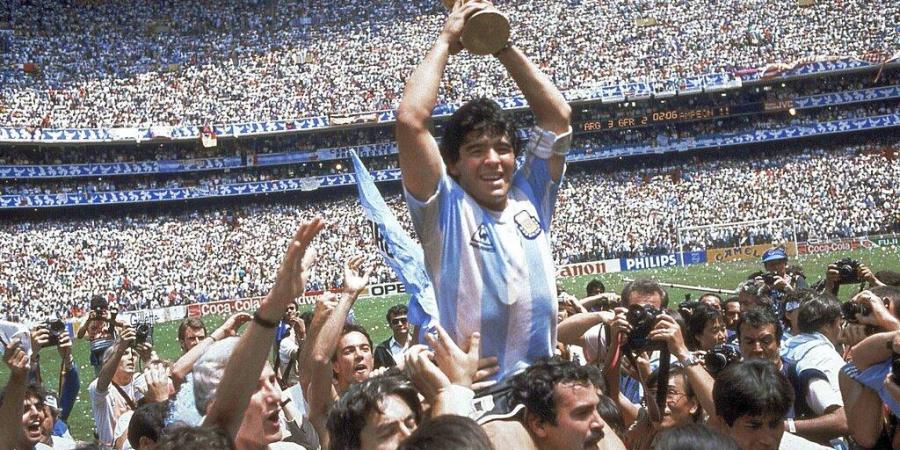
[390,317,408,326]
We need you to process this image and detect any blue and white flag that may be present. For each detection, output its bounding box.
[349,150,438,331]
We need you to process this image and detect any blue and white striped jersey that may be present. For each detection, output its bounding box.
[405,126,569,380]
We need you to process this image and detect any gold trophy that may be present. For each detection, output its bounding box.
[443,0,510,55]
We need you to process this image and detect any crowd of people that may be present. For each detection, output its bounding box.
[2,0,896,128]
[3,231,900,450]
[1,140,897,324]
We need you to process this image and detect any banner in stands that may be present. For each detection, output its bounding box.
[796,237,877,255]
[360,282,407,298]
[556,258,621,277]
[619,251,707,271]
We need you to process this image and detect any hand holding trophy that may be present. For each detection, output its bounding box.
[441,0,510,55]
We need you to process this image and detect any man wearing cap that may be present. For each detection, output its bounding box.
[761,247,808,294]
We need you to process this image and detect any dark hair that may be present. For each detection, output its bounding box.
[713,360,793,427]
[724,296,740,307]
[651,423,740,450]
[875,271,900,287]
[386,304,409,323]
[621,279,669,308]
[797,292,841,333]
[128,401,169,448]
[1,382,48,407]
[586,279,606,296]
[398,415,493,450]
[440,97,519,168]
[736,307,783,342]
[698,293,722,306]
[155,425,235,449]
[870,285,900,316]
[596,393,626,439]
[328,375,423,450]
[511,357,601,425]
[332,323,374,362]
[177,318,207,342]
[686,304,724,350]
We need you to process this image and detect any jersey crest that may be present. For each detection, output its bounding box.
[469,223,495,251]
[514,211,541,239]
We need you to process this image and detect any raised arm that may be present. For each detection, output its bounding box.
[557,311,613,349]
[495,45,571,181]
[203,218,323,437]
[96,327,135,393]
[395,1,491,201]
[306,257,371,439]
[0,341,29,450]
[649,315,716,418]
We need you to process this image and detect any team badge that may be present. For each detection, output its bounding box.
[514,211,541,239]
[470,224,495,251]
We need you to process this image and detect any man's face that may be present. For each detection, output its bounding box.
[724,302,741,330]
[739,323,780,367]
[626,291,663,309]
[533,382,605,450]
[723,414,784,450]
[696,317,727,351]
[40,404,54,443]
[358,394,417,450]
[333,331,374,390]
[180,326,206,353]
[284,303,297,320]
[763,259,787,276]
[650,375,697,429]
[388,313,409,340]
[236,364,283,446]
[21,396,45,445]
[117,347,138,376]
[448,131,516,211]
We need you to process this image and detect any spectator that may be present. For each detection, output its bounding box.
[374,304,411,369]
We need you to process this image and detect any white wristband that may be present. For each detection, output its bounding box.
[786,418,796,433]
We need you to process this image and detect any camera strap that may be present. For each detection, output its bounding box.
[112,382,137,411]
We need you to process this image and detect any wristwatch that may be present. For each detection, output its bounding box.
[679,354,701,368]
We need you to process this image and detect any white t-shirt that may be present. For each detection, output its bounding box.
[88,375,145,446]
[780,431,832,449]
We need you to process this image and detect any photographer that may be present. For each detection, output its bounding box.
[275,300,307,388]
[603,311,715,450]
[781,293,849,447]
[760,247,807,296]
[823,259,884,297]
[77,295,126,376]
[837,286,900,448]
[89,326,149,448]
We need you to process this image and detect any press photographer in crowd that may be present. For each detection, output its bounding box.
[838,286,900,448]
[77,295,127,376]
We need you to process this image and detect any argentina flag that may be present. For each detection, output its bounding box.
[349,150,439,332]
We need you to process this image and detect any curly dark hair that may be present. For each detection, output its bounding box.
[328,374,422,450]
[511,357,601,425]
[155,425,235,450]
[440,97,519,168]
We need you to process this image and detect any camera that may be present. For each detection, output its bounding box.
[761,271,779,286]
[834,258,861,284]
[90,295,109,315]
[677,299,700,322]
[624,304,663,351]
[704,344,741,376]
[134,322,153,346]
[41,319,67,347]
[840,301,871,323]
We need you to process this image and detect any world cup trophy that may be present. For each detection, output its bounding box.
[442,0,510,55]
